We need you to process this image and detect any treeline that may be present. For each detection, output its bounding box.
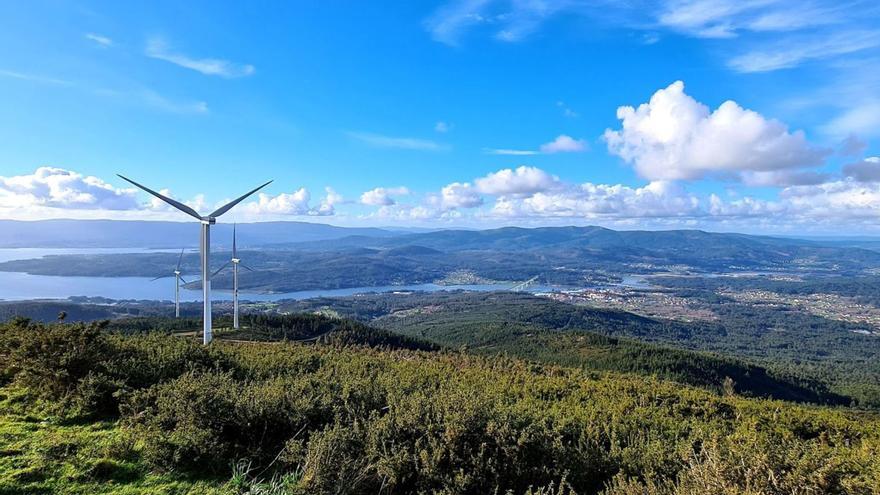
[1,318,879,494]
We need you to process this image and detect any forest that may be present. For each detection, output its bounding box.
[1,314,879,494]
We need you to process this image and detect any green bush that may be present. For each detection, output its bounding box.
[2,317,879,494]
[0,318,110,403]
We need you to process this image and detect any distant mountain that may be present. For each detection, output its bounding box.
[294,226,818,252]
[0,219,399,248]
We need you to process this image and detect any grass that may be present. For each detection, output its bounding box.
[0,388,226,495]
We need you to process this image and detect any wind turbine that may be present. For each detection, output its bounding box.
[118,175,272,344]
[211,224,255,329]
[150,248,189,318]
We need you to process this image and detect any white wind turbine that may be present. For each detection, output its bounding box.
[150,248,190,318]
[118,175,272,344]
[211,224,255,329]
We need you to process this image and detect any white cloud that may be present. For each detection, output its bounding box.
[780,179,880,220]
[657,0,846,39]
[728,30,880,73]
[475,166,561,196]
[243,188,320,215]
[540,134,587,153]
[314,187,344,215]
[435,121,452,133]
[490,180,703,219]
[438,182,483,209]
[604,80,828,183]
[145,37,255,78]
[360,187,410,206]
[347,132,447,151]
[484,148,539,156]
[0,167,139,210]
[425,0,870,76]
[425,0,574,45]
[85,33,113,47]
[0,69,72,86]
[486,135,586,156]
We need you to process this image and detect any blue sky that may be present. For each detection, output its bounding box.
[0,0,879,233]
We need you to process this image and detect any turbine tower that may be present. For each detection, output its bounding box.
[150,248,189,317]
[118,175,272,344]
[211,224,255,329]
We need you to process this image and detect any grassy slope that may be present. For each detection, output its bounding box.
[1,335,879,494]
[0,388,226,495]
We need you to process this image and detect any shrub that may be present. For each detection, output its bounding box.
[0,318,110,402]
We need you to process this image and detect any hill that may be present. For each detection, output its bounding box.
[1,318,878,494]
[6,226,880,292]
[0,219,398,248]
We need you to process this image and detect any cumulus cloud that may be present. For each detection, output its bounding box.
[437,182,483,209]
[145,37,255,78]
[360,187,410,206]
[0,167,139,210]
[435,121,452,133]
[239,189,332,216]
[490,180,702,219]
[475,166,561,196]
[243,189,312,215]
[604,81,829,183]
[539,135,587,153]
[315,187,343,215]
[843,156,880,182]
[781,179,880,220]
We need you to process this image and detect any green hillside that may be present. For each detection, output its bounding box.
[2,317,879,494]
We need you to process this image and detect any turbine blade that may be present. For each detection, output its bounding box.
[151,275,168,282]
[117,174,202,220]
[240,263,256,272]
[179,276,189,285]
[209,180,273,218]
[211,261,231,279]
[176,248,184,271]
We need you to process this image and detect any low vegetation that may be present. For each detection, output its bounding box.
[1,315,879,494]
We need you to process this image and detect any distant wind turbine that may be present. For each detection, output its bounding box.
[117,175,272,344]
[150,248,189,318]
[211,224,255,329]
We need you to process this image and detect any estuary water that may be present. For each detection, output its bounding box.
[0,248,559,302]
